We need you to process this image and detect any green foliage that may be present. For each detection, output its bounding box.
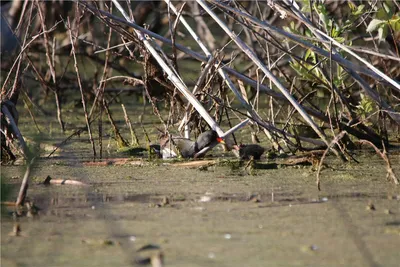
[366,1,400,41]
[333,65,348,88]
[355,94,375,121]
[348,3,365,16]
[290,58,321,83]
[283,21,298,34]
[313,0,356,43]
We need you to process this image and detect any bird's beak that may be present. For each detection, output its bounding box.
[217,137,225,144]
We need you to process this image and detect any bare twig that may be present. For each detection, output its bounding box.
[357,140,399,186]
[35,0,56,83]
[16,157,35,206]
[1,104,29,157]
[67,17,96,160]
[198,0,341,158]
[316,131,347,191]
[110,0,224,136]
[121,104,140,147]
[103,99,128,148]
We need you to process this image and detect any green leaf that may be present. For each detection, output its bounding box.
[327,19,333,30]
[305,49,316,63]
[356,93,375,119]
[351,4,365,16]
[357,5,365,14]
[366,19,385,32]
[331,25,342,38]
[389,17,400,31]
[305,49,312,61]
[348,1,356,11]
[300,0,311,12]
[319,13,329,27]
[382,2,393,18]
[376,6,391,20]
[378,25,389,41]
[334,37,345,43]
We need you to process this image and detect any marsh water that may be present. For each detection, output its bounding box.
[1,105,400,267]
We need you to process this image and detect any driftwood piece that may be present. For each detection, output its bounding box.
[83,158,146,166]
[43,175,89,186]
[171,160,217,168]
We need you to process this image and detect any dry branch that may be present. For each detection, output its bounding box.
[316,131,348,190]
[67,17,97,160]
[43,176,89,186]
[111,0,224,136]
[198,0,341,158]
[357,140,399,186]
[15,157,35,206]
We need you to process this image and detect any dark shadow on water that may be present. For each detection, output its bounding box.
[385,221,400,226]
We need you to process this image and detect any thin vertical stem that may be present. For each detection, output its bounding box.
[67,17,96,160]
[122,104,140,147]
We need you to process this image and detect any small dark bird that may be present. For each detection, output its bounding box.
[160,130,224,159]
[233,144,265,160]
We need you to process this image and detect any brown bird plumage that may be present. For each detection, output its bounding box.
[233,144,265,160]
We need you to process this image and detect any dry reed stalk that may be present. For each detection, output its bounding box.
[197,0,340,158]
[316,131,347,190]
[273,0,400,124]
[178,56,216,138]
[237,80,282,152]
[208,0,391,144]
[1,18,62,94]
[212,0,399,121]
[357,140,399,186]
[212,0,381,80]
[121,104,140,147]
[110,0,224,137]
[96,5,113,158]
[67,17,97,159]
[81,1,386,147]
[281,0,400,92]
[22,98,41,134]
[35,0,56,83]
[35,0,65,132]
[103,99,128,148]
[87,3,387,134]
[164,0,284,150]
[15,157,35,206]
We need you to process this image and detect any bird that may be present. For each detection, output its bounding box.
[233,144,265,160]
[1,10,19,61]
[160,130,224,159]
